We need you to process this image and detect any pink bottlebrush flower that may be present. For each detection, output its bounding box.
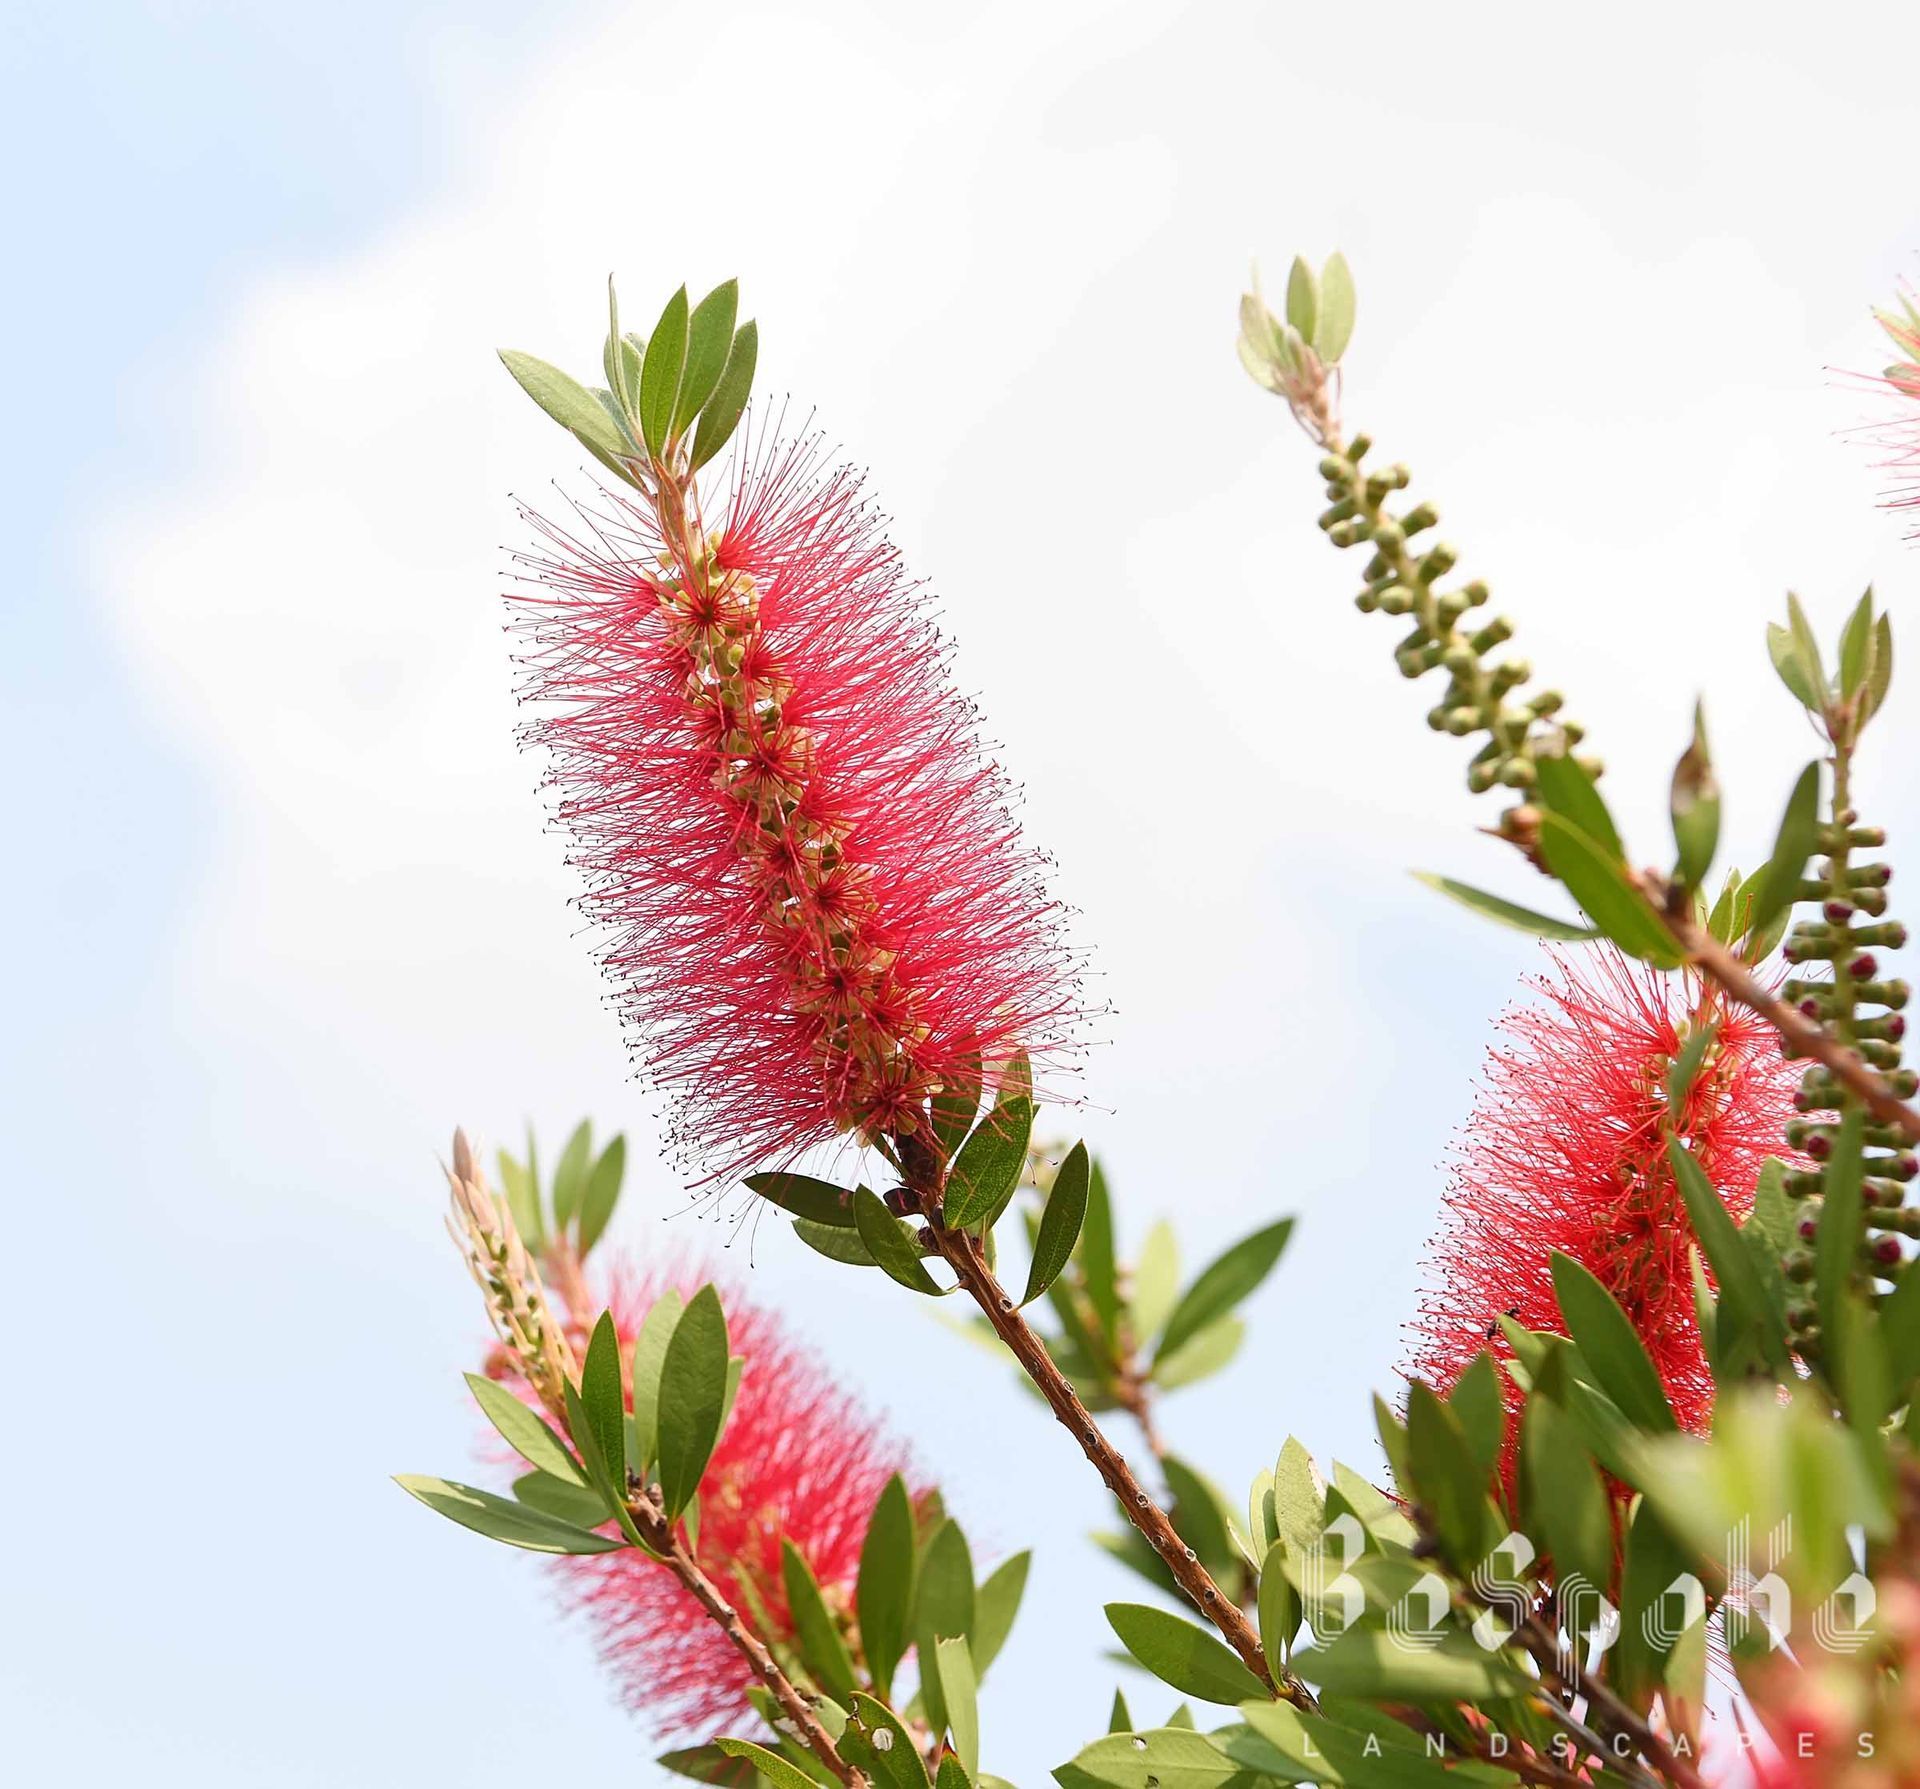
[1408,947,1802,1464]
[540,1266,922,1739]
[510,424,1081,1177]
[1864,289,1920,541]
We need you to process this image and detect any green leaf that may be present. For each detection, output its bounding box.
[1288,1626,1529,1702]
[1256,1540,1297,1678]
[1549,1252,1676,1431]
[577,1133,626,1254]
[1880,1261,1920,1395]
[746,1171,858,1227]
[1787,593,1829,707]
[1520,1397,1609,1596]
[782,1540,857,1701]
[713,1738,819,1789]
[638,285,690,456]
[1150,1316,1243,1388]
[1534,749,1624,863]
[794,1216,878,1266]
[466,1373,583,1484]
[857,1475,915,1698]
[943,1054,1034,1229]
[659,1745,762,1787]
[1057,1728,1244,1789]
[1864,613,1895,723]
[674,280,740,436]
[1446,1351,1504,1478]
[1537,814,1683,967]
[513,1467,610,1528]
[1410,871,1597,942]
[498,350,633,461]
[395,1474,623,1554]
[1839,590,1876,698]
[550,1120,594,1229]
[1103,1603,1267,1705]
[689,320,759,473]
[1312,252,1355,362]
[1269,1437,1324,1557]
[1403,1383,1498,1567]
[579,1311,630,1504]
[936,1759,973,1789]
[1024,1141,1091,1306]
[497,1145,545,1251]
[914,1519,977,1730]
[1161,1457,1238,1580]
[1284,257,1318,341]
[657,1285,730,1518]
[1081,1157,1120,1336]
[1666,1021,1718,1118]
[629,1288,685,1474]
[930,1053,983,1158]
[972,1550,1030,1675]
[936,1637,980,1775]
[1768,618,1821,711]
[1669,701,1720,890]
[842,1695,932,1789]
[854,1186,947,1295]
[1614,1498,1697,1707]
[1128,1221,1181,1343]
[1106,1689,1133,1734]
[1743,762,1822,936]
[1158,1220,1292,1360]
[1667,1139,1791,1378]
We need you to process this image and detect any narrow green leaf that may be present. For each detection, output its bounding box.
[943,1055,1033,1229]
[661,1744,767,1788]
[1058,1728,1243,1789]
[466,1373,583,1484]
[854,1186,947,1295]
[498,350,632,460]
[1615,1498,1696,1706]
[1839,590,1876,698]
[577,1133,626,1253]
[513,1467,610,1528]
[1864,613,1895,723]
[1550,1252,1677,1431]
[638,285,690,457]
[936,1758,972,1789]
[913,1519,976,1730]
[794,1216,878,1266]
[1534,750,1624,863]
[746,1171,857,1227]
[1286,1626,1529,1702]
[1158,1220,1293,1360]
[1256,1539,1297,1678]
[550,1119,594,1229]
[1445,1351,1504,1478]
[1767,621,1821,710]
[580,1311,629,1502]
[629,1288,685,1474]
[782,1540,857,1701]
[657,1285,730,1518]
[1667,1139,1791,1377]
[1024,1141,1091,1306]
[1787,593,1829,707]
[930,1053,983,1158]
[1743,762,1822,935]
[1411,871,1597,942]
[713,1738,818,1789]
[972,1549,1030,1675]
[1537,814,1683,967]
[395,1474,623,1554]
[1312,252,1355,362]
[1520,1397,1609,1596]
[1403,1383,1498,1567]
[497,1146,545,1251]
[674,279,740,435]
[1080,1157,1120,1336]
[1150,1317,1243,1389]
[1128,1220,1180,1343]
[1284,257,1318,341]
[936,1636,980,1775]
[842,1695,932,1789]
[689,320,759,473]
[1669,701,1720,889]
[1106,1689,1133,1734]
[1103,1603,1267,1705]
[857,1475,915,1698]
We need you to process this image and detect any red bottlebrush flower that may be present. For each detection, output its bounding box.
[1407,946,1801,1459]
[509,424,1082,1178]
[544,1266,922,1739]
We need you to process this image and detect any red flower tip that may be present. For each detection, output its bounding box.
[1407,946,1802,1462]
[510,421,1085,1177]
[556,1266,924,1738]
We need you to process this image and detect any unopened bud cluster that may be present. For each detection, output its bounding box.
[445,1129,579,1420]
[1780,815,1915,1321]
[1315,441,1590,850]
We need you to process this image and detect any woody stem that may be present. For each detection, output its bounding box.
[629,1492,867,1788]
[895,1137,1312,1710]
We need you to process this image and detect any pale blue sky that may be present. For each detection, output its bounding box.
[6,2,1920,1784]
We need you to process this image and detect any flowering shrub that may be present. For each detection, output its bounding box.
[400,260,1920,1788]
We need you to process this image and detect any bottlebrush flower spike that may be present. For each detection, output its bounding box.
[543,1268,921,1738]
[505,283,1081,1179]
[1408,946,1801,1458]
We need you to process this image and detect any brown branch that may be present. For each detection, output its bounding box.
[1640,873,1920,1145]
[629,1491,868,1787]
[897,1140,1311,1711]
